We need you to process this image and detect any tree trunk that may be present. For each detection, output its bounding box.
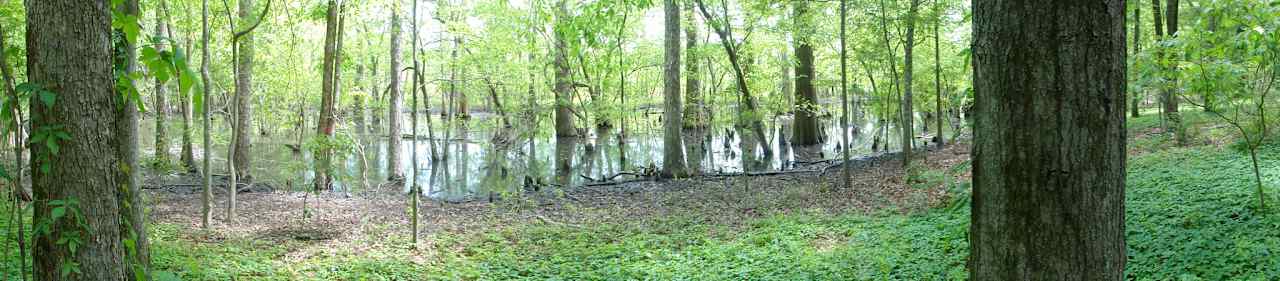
[839,0,852,188]
[180,32,198,173]
[969,0,1127,278]
[932,0,943,147]
[1163,0,1182,145]
[692,0,772,156]
[201,0,215,229]
[315,0,340,191]
[386,6,404,182]
[661,0,688,178]
[28,0,127,279]
[1131,5,1141,118]
[154,17,172,164]
[409,0,421,246]
[682,1,702,129]
[792,0,820,146]
[901,0,920,167]
[553,0,576,138]
[233,0,256,181]
[116,0,150,278]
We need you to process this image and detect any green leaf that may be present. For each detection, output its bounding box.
[51,206,66,220]
[39,90,56,107]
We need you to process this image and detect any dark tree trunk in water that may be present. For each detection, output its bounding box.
[386,8,403,182]
[682,1,702,129]
[970,0,1127,279]
[28,0,127,279]
[315,0,340,191]
[661,0,688,178]
[791,0,820,146]
[233,0,256,181]
[553,0,576,137]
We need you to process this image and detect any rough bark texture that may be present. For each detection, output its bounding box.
[791,0,820,146]
[387,9,403,182]
[233,0,255,180]
[315,0,339,191]
[28,0,126,279]
[969,0,1128,279]
[154,18,172,164]
[661,0,688,178]
[552,0,576,138]
[682,1,702,129]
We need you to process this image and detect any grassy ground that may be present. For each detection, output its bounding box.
[3,111,1279,280]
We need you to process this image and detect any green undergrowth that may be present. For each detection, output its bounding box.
[4,116,1280,280]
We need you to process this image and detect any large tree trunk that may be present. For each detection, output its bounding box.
[386,7,403,182]
[682,1,702,129]
[969,0,1127,278]
[28,0,127,279]
[233,0,256,181]
[154,17,172,164]
[791,0,820,146]
[315,0,340,191]
[552,0,576,138]
[661,0,688,178]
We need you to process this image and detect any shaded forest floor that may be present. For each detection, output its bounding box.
[3,111,1279,280]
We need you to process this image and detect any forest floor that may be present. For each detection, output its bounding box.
[141,142,972,280]
[4,111,1279,280]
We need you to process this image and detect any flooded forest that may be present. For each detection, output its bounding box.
[3,0,1280,280]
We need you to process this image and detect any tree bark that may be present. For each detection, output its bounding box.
[553,0,576,138]
[932,0,944,147]
[117,0,149,278]
[792,0,820,146]
[154,16,172,164]
[682,1,702,129]
[1130,5,1141,118]
[661,0,688,178]
[1163,0,1182,145]
[315,0,340,191]
[969,0,1128,278]
[201,0,215,229]
[386,6,404,182]
[233,0,255,181]
[28,0,127,279]
[901,0,920,166]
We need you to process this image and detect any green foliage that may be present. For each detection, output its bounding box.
[1125,144,1280,279]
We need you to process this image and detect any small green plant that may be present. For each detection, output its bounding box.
[32,198,89,278]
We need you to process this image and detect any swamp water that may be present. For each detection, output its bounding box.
[141,110,942,202]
